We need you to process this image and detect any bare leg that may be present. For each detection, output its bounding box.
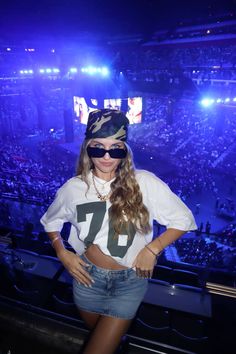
[79,309,101,329]
[82,315,132,354]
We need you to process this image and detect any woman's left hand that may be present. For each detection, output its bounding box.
[132,247,157,278]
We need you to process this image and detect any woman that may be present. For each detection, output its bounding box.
[41,109,197,354]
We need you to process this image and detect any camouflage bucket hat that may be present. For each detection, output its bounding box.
[85,109,129,141]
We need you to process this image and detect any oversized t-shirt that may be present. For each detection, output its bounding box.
[40,170,197,267]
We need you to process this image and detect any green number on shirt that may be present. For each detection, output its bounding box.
[107,208,136,257]
[76,202,136,257]
[77,202,106,246]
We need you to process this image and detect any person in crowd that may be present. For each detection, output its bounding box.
[40,109,197,354]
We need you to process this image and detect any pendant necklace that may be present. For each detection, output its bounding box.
[92,173,112,201]
[93,175,109,191]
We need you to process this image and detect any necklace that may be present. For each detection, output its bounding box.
[93,175,110,191]
[92,173,112,201]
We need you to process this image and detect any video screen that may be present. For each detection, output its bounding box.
[126,97,142,124]
[104,98,122,111]
[73,96,142,124]
[73,97,98,124]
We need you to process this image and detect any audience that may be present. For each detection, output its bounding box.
[0,43,236,276]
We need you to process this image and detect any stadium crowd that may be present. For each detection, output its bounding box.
[0,43,236,275]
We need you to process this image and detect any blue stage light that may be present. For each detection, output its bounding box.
[233,97,236,102]
[46,68,52,73]
[225,98,230,102]
[201,98,213,107]
[80,66,109,75]
[28,70,33,74]
[88,67,96,74]
[101,67,109,76]
[69,68,78,73]
[20,70,24,74]
[39,69,45,73]
[52,68,60,73]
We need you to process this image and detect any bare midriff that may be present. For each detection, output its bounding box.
[84,244,128,270]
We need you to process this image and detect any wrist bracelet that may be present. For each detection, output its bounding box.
[145,245,158,257]
[145,241,164,257]
[51,236,62,247]
[156,237,164,252]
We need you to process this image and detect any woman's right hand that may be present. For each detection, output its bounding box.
[57,249,94,287]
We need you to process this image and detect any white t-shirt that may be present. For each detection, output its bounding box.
[40,170,197,267]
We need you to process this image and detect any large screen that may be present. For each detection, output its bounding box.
[73,97,98,124]
[73,97,142,124]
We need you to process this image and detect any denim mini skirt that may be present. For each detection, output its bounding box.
[73,253,148,319]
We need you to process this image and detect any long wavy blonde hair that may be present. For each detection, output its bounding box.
[76,139,151,235]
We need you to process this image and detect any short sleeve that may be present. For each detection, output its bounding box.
[40,186,72,232]
[142,172,197,231]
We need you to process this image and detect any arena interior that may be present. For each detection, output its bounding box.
[0,1,236,353]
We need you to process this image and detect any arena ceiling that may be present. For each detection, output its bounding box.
[0,0,235,42]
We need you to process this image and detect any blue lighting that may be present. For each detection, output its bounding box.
[200,96,236,107]
[46,68,52,73]
[39,69,45,73]
[201,98,214,107]
[101,67,109,76]
[81,66,109,76]
[19,69,34,75]
[69,67,78,73]
[88,67,96,74]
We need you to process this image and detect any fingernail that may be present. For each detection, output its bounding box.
[91,279,95,283]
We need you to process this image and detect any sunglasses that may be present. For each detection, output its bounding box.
[87,146,127,159]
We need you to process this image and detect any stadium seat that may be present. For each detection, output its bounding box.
[129,303,171,342]
[172,268,200,287]
[152,264,173,282]
[170,311,209,353]
[50,283,78,317]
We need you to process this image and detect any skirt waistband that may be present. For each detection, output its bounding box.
[81,253,135,275]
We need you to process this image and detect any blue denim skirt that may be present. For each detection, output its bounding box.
[73,254,148,319]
